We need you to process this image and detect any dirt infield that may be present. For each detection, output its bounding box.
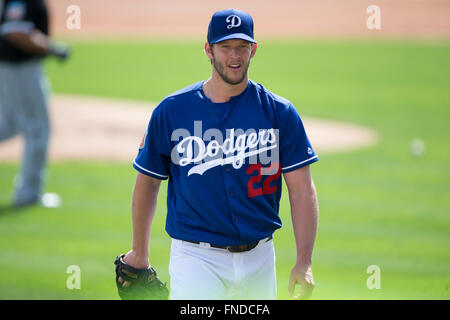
[48,0,450,39]
[0,95,378,163]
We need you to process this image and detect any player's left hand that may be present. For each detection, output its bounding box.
[114,253,169,300]
[288,263,315,300]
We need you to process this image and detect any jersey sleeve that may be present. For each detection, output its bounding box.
[133,105,171,180]
[278,103,318,173]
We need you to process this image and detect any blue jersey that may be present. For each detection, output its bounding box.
[133,80,318,246]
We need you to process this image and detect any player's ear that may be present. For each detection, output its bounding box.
[250,43,257,59]
[204,42,213,60]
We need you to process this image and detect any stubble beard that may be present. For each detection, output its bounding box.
[211,53,250,86]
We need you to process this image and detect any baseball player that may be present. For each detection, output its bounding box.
[0,0,69,207]
[118,9,319,300]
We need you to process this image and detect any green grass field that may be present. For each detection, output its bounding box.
[0,39,449,299]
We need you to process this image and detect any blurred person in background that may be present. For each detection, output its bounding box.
[0,0,69,207]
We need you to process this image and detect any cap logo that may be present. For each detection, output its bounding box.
[226,15,241,29]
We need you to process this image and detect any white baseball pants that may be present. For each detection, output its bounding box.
[169,237,277,300]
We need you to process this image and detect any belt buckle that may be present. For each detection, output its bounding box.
[226,245,245,253]
[226,243,255,253]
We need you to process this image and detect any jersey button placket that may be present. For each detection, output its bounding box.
[221,102,241,238]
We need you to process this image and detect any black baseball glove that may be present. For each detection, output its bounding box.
[114,253,169,300]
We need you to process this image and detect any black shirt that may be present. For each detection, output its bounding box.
[0,0,49,63]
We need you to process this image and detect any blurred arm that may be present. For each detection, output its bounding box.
[4,29,49,55]
[283,165,319,299]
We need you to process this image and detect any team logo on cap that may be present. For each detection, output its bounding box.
[226,15,241,29]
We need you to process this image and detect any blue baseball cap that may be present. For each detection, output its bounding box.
[207,9,257,44]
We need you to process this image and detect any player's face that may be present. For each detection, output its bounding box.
[208,39,256,85]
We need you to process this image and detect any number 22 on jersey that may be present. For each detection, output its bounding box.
[246,162,281,198]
